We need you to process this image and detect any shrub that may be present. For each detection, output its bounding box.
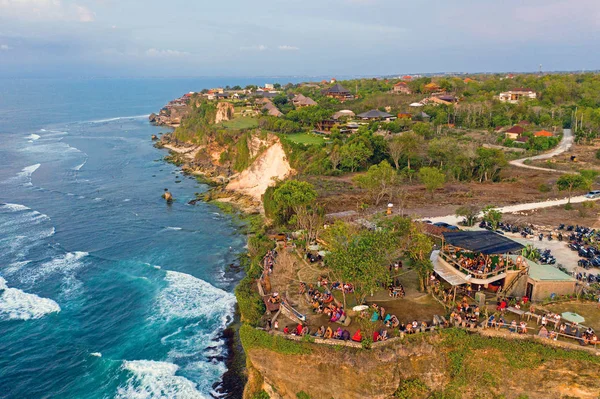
[538,183,551,193]
[235,276,265,326]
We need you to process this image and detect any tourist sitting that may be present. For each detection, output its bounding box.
[380,329,388,341]
[518,321,527,334]
[295,324,303,336]
[268,292,280,304]
[488,314,496,328]
[371,311,380,322]
[538,326,549,338]
[324,326,333,339]
[334,327,342,339]
[352,329,362,342]
[509,320,518,333]
[373,330,380,342]
[342,329,351,341]
[283,326,289,334]
[315,326,325,337]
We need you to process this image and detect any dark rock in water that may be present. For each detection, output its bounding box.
[151,134,158,141]
[152,175,156,177]
[175,180,182,183]
[188,199,199,205]
[149,113,157,123]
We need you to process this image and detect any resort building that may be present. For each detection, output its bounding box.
[322,83,355,102]
[432,230,575,302]
[505,125,525,140]
[292,94,317,108]
[357,109,394,121]
[392,82,412,94]
[498,89,537,103]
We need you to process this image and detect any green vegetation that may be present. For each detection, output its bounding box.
[353,160,399,205]
[394,378,428,399]
[556,173,591,204]
[283,132,326,145]
[418,167,446,198]
[220,116,259,130]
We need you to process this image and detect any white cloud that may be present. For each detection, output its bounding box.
[0,0,95,22]
[145,48,190,57]
[240,44,267,51]
[278,45,299,51]
[0,44,11,51]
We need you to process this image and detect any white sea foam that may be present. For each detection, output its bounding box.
[123,198,131,202]
[158,271,235,322]
[165,227,182,231]
[24,251,88,284]
[1,203,30,212]
[73,158,87,171]
[116,360,208,399]
[93,198,103,201]
[85,114,150,124]
[0,277,61,321]
[90,352,102,358]
[27,134,41,141]
[13,164,41,186]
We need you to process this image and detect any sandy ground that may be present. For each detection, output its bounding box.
[509,128,573,173]
[226,139,294,200]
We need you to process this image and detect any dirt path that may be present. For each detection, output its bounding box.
[509,129,573,173]
[424,194,600,226]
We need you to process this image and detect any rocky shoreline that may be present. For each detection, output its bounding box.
[155,132,263,214]
[154,133,262,398]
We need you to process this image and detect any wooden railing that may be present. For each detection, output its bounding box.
[439,251,508,280]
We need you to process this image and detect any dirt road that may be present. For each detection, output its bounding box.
[509,129,573,173]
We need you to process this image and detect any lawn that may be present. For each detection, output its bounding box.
[220,116,258,130]
[545,301,600,331]
[284,133,326,145]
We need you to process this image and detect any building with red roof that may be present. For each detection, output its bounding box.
[534,130,553,137]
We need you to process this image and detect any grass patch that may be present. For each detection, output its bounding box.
[240,324,312,355]
[284,133,326,145]
[220,116,258,130]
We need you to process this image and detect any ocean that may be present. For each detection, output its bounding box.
[0,77,304,399]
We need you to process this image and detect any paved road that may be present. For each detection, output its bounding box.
[423,194,599,226]
[509,128,573,173]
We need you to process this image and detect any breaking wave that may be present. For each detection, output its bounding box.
[23,251,88,285]
[116,360,208,399]
[0,277,61,321]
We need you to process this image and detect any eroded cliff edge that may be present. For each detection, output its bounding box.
[241,327,600,399]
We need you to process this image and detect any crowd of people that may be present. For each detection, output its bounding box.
[454,252,510,277]
[263,249,278,275]
[301,282,349,324]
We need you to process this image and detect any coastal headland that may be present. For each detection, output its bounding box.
[152,75,600,399]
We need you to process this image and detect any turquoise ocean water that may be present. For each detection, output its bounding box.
[0,77,305,399]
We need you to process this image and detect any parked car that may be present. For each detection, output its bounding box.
[433,222,460,231]
[585,190,600,199]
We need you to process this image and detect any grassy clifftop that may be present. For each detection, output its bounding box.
[241,327,600,399]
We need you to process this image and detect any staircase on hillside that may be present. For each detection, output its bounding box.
[496,267,529,299]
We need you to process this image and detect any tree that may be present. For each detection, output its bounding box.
[405,228,434,291]
[556,173,591,204]
[339,142,373,172]
[325,227,397,305]
[455,205,481,226]
[329,145,342,171]
[272,180,317,223]
[387,136,403,170]
[353,160,398,206]
[395,132,423,171]
[418,167,446,198]
[482,206,502,230]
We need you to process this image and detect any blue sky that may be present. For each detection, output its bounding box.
[1,0,599,77]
